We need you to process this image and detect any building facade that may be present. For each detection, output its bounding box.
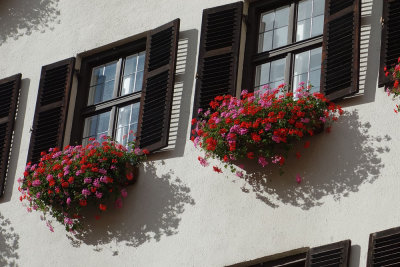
[0,0,399,266]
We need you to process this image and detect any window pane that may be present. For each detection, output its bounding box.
[273,27,288,49]
[255,58,286,92]
[88,61,117,105]
[82,111,111,145]
[258,31,273,53]
[274,7,289,28]
[298,0,312,21]
[311,15,324,37]
[115,103,140,146]
[121,51,145,96]
[310,47,322,71]
[260,11,274,32]
[258,6,289,52]
[296,19,311,42]
[270,58,286,83]
[309,69,321,93]
[313,0,325,16]
[294,51,309,75]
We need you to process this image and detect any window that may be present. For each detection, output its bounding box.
[245,0,325,94]
[227,240,350,267]
[69,19,180,152]
[77,43,146,147]
[193,0,360,124]
[27,19,179,165]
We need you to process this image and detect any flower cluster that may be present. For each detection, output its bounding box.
[191,84,342,175]
[384,57,400,113]
[19,136,148,232]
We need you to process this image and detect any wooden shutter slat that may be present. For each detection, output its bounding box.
[379,0,400,87]
[27,58,75,164]
[136,19,180,152]
[306,240,351,267]
[0,74,21,197]
[192,2,242,124]
[367,227,400,267]
[321,0,360,100]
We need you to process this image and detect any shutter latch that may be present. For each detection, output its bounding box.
[380,17,385,28]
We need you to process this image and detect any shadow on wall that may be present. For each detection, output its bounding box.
[67,161,195,253]
[0,212,20,266]
[240,110,390,210]
[0,0,60,45]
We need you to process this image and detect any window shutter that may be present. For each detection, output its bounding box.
[379,0,400,87]
[0,74,21,197]
[192,2,243,118]
[367,226,400,266]
[137,19,180,152]
[306,240,351,267]
[321,0,361,100]
[27,58,75,164]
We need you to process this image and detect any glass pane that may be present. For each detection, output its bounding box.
[82,112,111,145]
[270,58,286,83]
[124,55,138,76]
[294,51,309,75]
[293,73,308,89]
[88,61,117,105]
[298,0,312,21]
[137,52,145,71]
[270,80,285,90]
[135,71,144,92]
[258,31,273,53]
[309,69,321,92]
[313,0,325,16]
[88,80,115,105]
[255,62,271,88]
[115,103,140,146]
[121,51,145,96]
[273,27,288,49]
[310,47,322,71]
[296,19,311,41]
[274,7,290,28]
[311,15,324,37]
[260,11,274,32]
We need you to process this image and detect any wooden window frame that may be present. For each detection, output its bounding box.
[242,0,324,93]
[70,38,147,145]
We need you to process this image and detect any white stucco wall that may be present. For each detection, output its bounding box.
[0,0,397,266]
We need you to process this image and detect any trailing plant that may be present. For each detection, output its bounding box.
[191,84,342,176]
[19,136,148,232]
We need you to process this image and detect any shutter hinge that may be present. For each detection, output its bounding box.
[195,72,200,80]
[380,17,385,28]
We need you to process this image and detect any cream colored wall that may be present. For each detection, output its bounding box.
[0,0,396,266]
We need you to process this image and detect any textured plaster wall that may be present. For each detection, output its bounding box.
[0,0,397,266]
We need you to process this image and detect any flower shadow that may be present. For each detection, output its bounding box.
[0,212,20,266]
[240,110,390,210]
[67,161,195,253]
[0,0,60,45]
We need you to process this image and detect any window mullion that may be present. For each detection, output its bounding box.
[285,53,293,91]
[287,3,296,45]
[108,106,117,139]
[114,58,123,98]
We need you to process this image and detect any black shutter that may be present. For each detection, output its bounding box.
[0,74,21,197]
[137,19,180,152]
[27,58,75,164]
[379,0,400,87]
[367,226,400,266]
[321,0,361,100]
[306,240,351,267]
[192,2,243,118]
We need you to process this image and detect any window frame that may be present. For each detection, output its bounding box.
[70,38,147,145]
[242,0,324,93]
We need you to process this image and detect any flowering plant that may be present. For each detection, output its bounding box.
[384,57,400,113]
[19,136,148,232]
[191,84,342,176]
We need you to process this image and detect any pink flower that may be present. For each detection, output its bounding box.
[296,174,302,184]
[46,174,53,181]
[258,157,268,167]
[95,191,103,199]
[319,117,326,123]
[236,171,243,178]
[121,189,128,198]
[198,156,209,167]
[32,179,41,187]
[46,221,54,232]
[84,177,92,184]
[66,197,71,205]
[82,189,90,197]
